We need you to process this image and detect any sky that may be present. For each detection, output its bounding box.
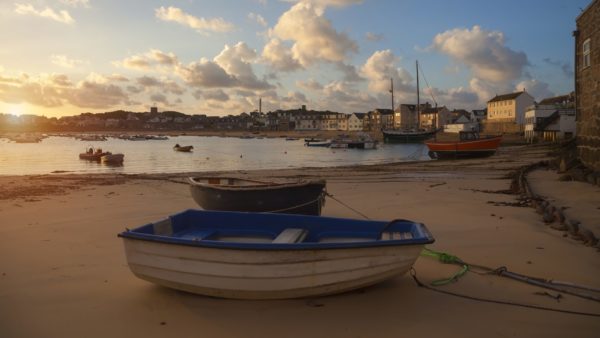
[0,0,592,118]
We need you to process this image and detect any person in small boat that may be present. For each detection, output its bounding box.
[96,148,102,154]
[87,148,93,154]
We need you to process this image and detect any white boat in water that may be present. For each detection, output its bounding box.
[101,153,124,164]
[118,209,434,299]
[330,133,378,149]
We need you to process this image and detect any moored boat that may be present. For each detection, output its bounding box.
[79,147,109,161]
[425,132,502,159]
[382,129,437,143]
[173,144,194,152]
[118,209,435,299]
[330,133,377,149]
[101,153,125,164]
[189,177,326,215]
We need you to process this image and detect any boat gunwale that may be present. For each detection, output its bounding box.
[118,231,434,251]
[188,177,326,192]
[117,210,435,251]
[424,135,502,147]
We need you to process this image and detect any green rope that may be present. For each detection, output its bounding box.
[421,247,469,286]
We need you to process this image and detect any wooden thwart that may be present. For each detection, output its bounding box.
[272,228,308,243]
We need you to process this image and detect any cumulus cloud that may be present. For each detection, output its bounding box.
[248,12,267,27]
[51,54,86,68]
[514,79,554,100]
[155,6,234,34]
[261,38,302,72]
[296,78,323,91]
[319,80,378,113]
[203,89,230,101]
[0,72,131,109]
[113,49,179,71]
[431,25,528,84]
[361,50,413,95]
[268,1,358,67]
[14,3,74,24]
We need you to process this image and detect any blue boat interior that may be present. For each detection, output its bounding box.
[120,209,435,249]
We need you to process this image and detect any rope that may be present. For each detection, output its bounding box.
[324,192,371,220]
[410,268,600,318]
[263,192,326,214]
[421,247,600,302]
[420,248,469,286]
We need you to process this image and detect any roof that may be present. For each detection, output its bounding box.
[539,93,575,106]
[352,112,367,119]
[487,91,526,103]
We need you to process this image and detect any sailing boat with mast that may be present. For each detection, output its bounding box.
[382,61,438,143]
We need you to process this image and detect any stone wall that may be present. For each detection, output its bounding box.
[576,0,600,171]
[480,120,523,134]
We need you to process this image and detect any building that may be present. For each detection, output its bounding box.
[524,93,576,142]
[420,106,450,129]
[365,109,393,131]
[487,91,535,125]
[574,0,600,171]
[348,113,366,131]
[395,103,432,130]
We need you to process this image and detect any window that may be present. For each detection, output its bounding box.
[583,38,591,68]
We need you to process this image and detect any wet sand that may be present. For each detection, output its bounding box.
[1,144,599,338]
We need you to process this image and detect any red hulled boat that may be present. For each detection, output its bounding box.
[425,132,502,159]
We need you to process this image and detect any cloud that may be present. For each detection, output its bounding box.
[59,0,89,7]
[268,1,358,67]
[150,93,169,106]
[319,80,378,113]
[431,25,528,84]
[51,54,86,68]
[0,72,131,109]
[515,79,554,100]
[542,58,573,78]
[113,49,179,71]
[248,12,267,27]
[203,89,230,102]
[361,50,413,96]
[155,6,234,34]
[283,0,363,8]
[14,3,74,24]
[296,78,323,91]
[365,32,383,42]
[261,38,303,72]
[212,42,273,90]
[335,62,363,82]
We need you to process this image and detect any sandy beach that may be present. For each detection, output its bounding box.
[1,144,599,338]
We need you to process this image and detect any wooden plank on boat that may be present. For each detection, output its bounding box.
[272,228,308,243]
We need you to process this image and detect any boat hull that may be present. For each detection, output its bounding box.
[122,238,422,299]
[425,136,502,159]
[118,210,434,299]
[189,177,326,215]
[382,130,437,143]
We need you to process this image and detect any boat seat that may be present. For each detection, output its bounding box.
[272,228,308,244]
[179,229,215,241]
[381,231,413,240]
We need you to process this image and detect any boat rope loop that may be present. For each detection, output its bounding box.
[420,247,600,302]
[262,191,326,214]
[409,268,600,318]
[420,248,469,286]
[324,192,371,220]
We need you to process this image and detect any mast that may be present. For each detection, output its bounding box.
[390,78,394,129]
[416,60,420,130]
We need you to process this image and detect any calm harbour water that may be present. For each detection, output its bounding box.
[0,135,430,175]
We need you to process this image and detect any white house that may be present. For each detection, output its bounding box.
[524,94,576,142]
[487,91,535,125]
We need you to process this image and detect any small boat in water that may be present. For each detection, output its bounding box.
[101,153,125,164]
[79,147,109,161]
[305,139,331,147]
[425,131,502,159]
[330,133,377,149]
[189,177,326,215]
[173,144,193,152]
[118,209,435,299]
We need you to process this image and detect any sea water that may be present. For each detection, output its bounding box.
[0,135,430,175]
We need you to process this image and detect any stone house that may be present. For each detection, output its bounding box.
[574,0,600,171]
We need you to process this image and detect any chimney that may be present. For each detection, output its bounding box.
[259,98,262,113]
